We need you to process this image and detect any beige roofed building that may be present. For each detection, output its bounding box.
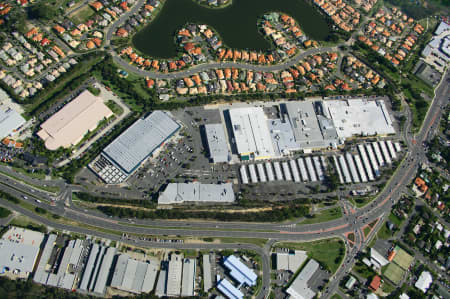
[38,90,113,150]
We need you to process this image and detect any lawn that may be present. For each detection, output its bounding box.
[377,221,394,240]
[215,237,268,247]
[331,295,343,299]
[388,213,403,227]
[383,262,405,285]
[275,238,345,273]
[392,246,414,270]
[299,207,342,224]
[69,5,95,24]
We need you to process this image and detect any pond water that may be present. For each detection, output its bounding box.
[132,0,330,58]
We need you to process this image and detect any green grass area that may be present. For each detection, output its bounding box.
[275,238,345,273]
[331,294,343,299]
[377,221,394,240]
[383,262,405,285]
[0,207,11,218]
[388,213,403,227]
[69,5,95,24]
[213,237,268,247]
[363,226,371,237]
[392,246,414,270]
[299,207,342,224]
[381,280,397,294]
[9,215,47,233]
[105,100,124,116]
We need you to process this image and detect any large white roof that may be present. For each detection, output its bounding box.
[38,90,113,150]
[0,241,40,275]
[205,123,229,163]
[228,107,275,159]
[103,111,180,174]
[286,259,319,299]
[415,271,433,293]
[0,106,25,139]
[323,99,395,138]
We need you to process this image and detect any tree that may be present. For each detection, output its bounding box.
[29,3,58,20]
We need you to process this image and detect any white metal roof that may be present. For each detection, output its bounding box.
[286,259,319,299]
[0,106,25,139]
[228,107,275,159]
[205,123,229,163]
[158,182,235,204]
[103,111,180,174]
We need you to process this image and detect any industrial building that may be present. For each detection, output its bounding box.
[90,111,180,184]
[0,227,44,278]
[0,106,26,140]
[37,90,113,150]
[166,253,183,297]
[46,239,85,290]
[283,101,339,151]
[0,241,40,278]
[110,254,159,294]
[158,182,235,204]
[227,107,276,160]
[78,244,116,295]
[217,277,244,299]
[286,259,319,299]
[181,258,196,297]
[205,123,230,163]
[33,234,57,284]
[203,255,212,292]
[322,99,395,138]
[422,22,449,73]
[275,250,308,273]
[223,255,257,287]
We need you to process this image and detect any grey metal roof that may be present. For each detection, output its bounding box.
[93,247,116,294]
[287,259,319,299]
[33,234,57,284]
[79,243,100,291]
[103,111,180,174]
[181,258,196,296]
[203,255,212,292]
[205,123,229,163]
[158,182,235,204]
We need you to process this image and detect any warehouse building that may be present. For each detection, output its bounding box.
[223,255,257,287]
[181,258,196,297]
[46,239,84,290]
[166,253,183,297]
[283,101,339,151]
[227,107,275,160]
[286,259,319,299]
[110,254,159,294]
[37,90,113,150]
[322,99,395,138]
[203,255,212,292]
[0,106,26,140]
[33,234,57,284]
[0,241,40,278]
[205,123,230,163]
[217,278,244,299]
[158,182,235,204]
[275,250,308,273]
[91,111,180,184]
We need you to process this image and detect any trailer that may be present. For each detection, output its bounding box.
[265,162,275,182]
[338,155,352,184]
[365,143,380,177]
[372,142,385,166]
[282,161,292,181]
[378,141,392,164]
[333,156,344,184]
[313,156,325,181]
[345,153,360,183]
[273,161,284,181]
[305,156,318,182]
[358,144,375,181]
[248,164,258,183]
[394,142,401,153]
[289,160,301,182]
[240,165,249,184]
[386,140,397,160]
[297,158,309,182]
[257,163,267,183]
[353,154,368,183]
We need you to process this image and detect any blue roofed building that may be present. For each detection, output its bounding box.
[217,278,243,299]
[223,255,257,287]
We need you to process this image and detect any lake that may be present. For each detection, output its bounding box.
[132,0,330,59]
